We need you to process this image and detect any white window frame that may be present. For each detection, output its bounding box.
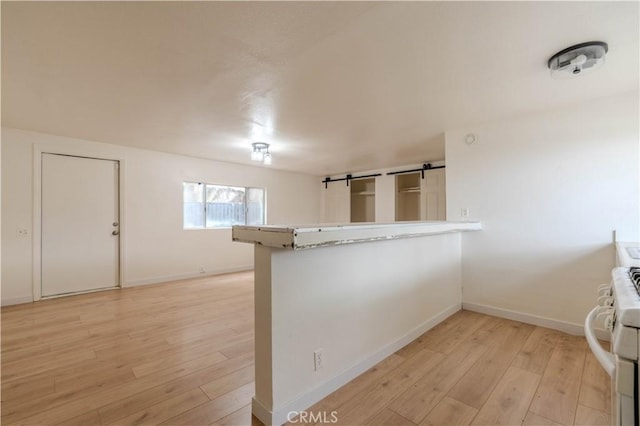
[183,182,266,229]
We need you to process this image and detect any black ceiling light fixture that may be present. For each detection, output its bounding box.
[547,41,608,78]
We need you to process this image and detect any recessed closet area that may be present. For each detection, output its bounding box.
[322,165,447,224]
[395,172,421,221]
[350,178,376,222]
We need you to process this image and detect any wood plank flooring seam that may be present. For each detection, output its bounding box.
[521,369,546,426]
[512,330,557,426]
[571,349,589,426]
[387,340,490,424]
[94,352,255,425]
[456,359,513,426]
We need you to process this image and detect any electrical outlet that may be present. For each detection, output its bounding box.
[313,349,323,371]
[17,228,29,237]
[461,208,470,217]
[199,266,205,274]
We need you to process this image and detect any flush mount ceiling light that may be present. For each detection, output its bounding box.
[251,142,271,165]
[547,41,608,78]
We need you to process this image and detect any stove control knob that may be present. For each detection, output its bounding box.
[597,295,614,307]
[604,315,614,331]
[597,283,612,297]
[596,307,613,317]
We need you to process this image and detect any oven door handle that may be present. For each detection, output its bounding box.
[584,306,615,377]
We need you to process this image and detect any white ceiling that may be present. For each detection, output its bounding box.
[2,1,638,176]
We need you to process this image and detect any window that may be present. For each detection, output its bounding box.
[183,182,205,229]
[183,182,265,229]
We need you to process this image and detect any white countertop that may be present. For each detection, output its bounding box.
[232,221,481,250]
[616,241,640,268]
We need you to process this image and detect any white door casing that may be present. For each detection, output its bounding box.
[41,153,120,297]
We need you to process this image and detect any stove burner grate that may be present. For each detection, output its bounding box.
[629,267,640,296]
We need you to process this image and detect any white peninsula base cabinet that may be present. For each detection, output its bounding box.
[232,221,481,425]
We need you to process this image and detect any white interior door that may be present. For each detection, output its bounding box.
[42,153,120,297]
[421,168,446,220]
[321,182,351,223]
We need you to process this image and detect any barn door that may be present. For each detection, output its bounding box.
[422,168,446,220]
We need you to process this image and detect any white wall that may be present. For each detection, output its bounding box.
[1,128,320,305]
[446,91,639,328]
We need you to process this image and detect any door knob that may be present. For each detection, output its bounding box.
[112,230,119,236]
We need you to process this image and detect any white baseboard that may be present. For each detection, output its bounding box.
[463,302,610,342]
[253,303,461,426]
[252,398,273,426]
[1,296,34,306]
[1,267,254,307]
[124,266,253,287]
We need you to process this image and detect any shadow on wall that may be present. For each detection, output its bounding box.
[470,243,615,325]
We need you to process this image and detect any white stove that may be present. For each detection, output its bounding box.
[585,266,639,426]
[627,247,640,260]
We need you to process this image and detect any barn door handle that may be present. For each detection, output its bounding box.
[112,230,119,236]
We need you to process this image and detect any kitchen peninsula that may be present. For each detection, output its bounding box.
[232,221,481,425]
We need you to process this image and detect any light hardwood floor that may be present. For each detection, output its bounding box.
[1,272,610,426]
